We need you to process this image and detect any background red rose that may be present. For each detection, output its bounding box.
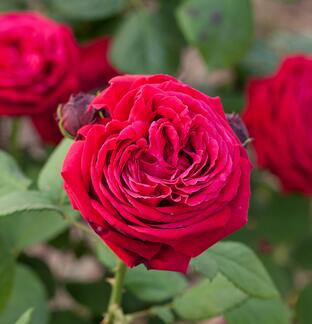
[0,12,118,144]
[243,55,312,195]
[62,74,252,272]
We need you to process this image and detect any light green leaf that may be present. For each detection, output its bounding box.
[225,297,290,324]
[205,242,279,298]
[176,0,253,68]
[0,265,48,324]
[0,191,61,217]
[173,273,248,321]
[125,265,187,303]
[0,210,69,251]
[0,150,30,197]
[15,308,34,324]
[0,237,15,311]
[297,282,312,324]
[110,9,184,74]
[38,139,73,203]
[51,0,126,21]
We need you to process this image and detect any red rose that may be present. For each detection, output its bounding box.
[0,12,118,144]
[62,74,252,272]
[243,55,312,195]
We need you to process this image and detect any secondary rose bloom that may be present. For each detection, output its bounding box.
[243,55,312,195]
[0,12,118,143]
[62,74,252,272]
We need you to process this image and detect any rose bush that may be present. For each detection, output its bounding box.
[243,55,312,195]
[0,12,118,143]
[62,74,252,272]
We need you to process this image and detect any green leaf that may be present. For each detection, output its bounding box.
[94,237,118,271]
[242,34,312,76]
[125,265,187,303]
[19,256,56,298]
[110,9,184,74]
[15,308,34,324]
[0,237,15,311]
[269,32,312,55]
[0,0,26,11]
[225,297,290,324]
[50,311,89,324]
[205,242,279,298]
[173,273,248,321]
[0,191,62,217]
[0,265,48,324]
[176,0,253,68]
[292,236,312,270]
[0,150,30,197]
[255,193,310,244]
[38,139,73,203]
[297,282,312,324]
[51,0,126,21]
[0,210,69,251]
[66,279,111,315]
[151,306,175,324]
[191,252,218,280]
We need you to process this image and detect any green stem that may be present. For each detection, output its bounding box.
[102,261,127,324]
[9,118,20,158]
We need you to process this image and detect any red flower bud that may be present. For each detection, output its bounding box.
[226,113,250,146]
[57,93,98,138]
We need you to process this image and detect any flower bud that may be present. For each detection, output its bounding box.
[226,113,250,146]
[57,92,97,138]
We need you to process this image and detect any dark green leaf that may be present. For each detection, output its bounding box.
[0,237,15,311]
[225,297,290,324]
[38,139,73,203]
[110,9,184,74]
[51,0,126,21]
[176,0,253,68]
[125,265,187,303]
[18,255,56,298]
[204,242,278,298]
[255,193,310,244]
[0,265,48,324]
[0,150,30,197]
[297,282,312,324]
[173,273,248,321]
[66,279,111,315]
[49,311,89,324]
[0,191,62,217]
[292,236,312,270]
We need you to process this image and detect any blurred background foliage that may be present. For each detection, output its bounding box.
[0,0,312,323]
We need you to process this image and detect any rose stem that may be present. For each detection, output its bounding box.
[9,118,21,159]
[102,260,127,324]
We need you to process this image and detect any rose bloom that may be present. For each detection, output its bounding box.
[243,55,312,195]
[0,12,118,144]
[62,75,252,272]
